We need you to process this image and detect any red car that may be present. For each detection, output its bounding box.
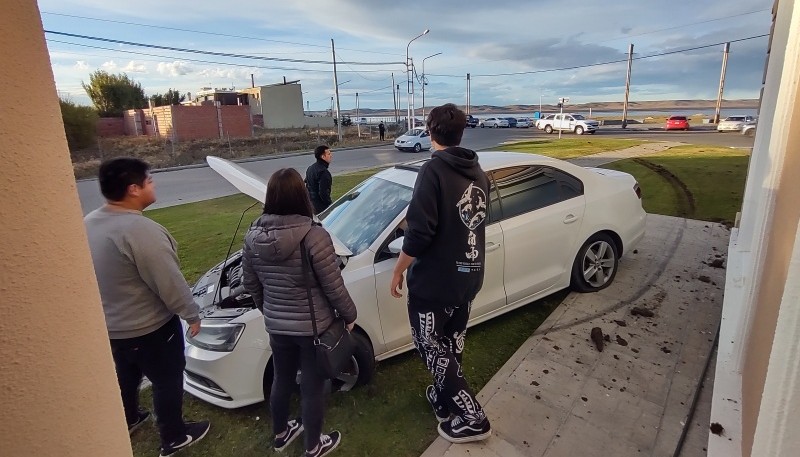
[665,116,690,131]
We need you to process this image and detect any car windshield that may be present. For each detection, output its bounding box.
[572,114,585,120]
[319,176,413,255]
[404,128,424,137]
[725,116,745,121]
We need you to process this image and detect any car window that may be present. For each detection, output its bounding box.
[487,176,502,225]
[572,114,585,120]
[669,116,686,121]
[726,116,745,121]
[490,166,584,220]
[320,176,413,255]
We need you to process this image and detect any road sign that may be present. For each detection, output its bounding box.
[558,97,570,104]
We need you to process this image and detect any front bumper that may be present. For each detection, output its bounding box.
[717,124,742,132]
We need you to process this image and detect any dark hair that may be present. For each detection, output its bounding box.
[314,145,330,160]
[98,157,150,201]
[426,103,466,147]
[263,168,314,218]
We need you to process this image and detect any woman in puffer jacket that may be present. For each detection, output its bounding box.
[241,168,357,457]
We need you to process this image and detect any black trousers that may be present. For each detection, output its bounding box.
[379,131,385,140]
[407,297,487,423]
[269,334,327,451]
[110,316,187,446]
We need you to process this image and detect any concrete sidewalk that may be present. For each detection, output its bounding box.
[422,215,727,457]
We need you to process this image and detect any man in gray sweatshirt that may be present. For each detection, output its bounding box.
[84,157,210,457]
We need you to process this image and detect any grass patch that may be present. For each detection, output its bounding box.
[133,165,565,456]
[603,145,750,226]
[497,138,648,159]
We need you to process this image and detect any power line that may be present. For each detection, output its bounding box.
[46,39,394,74]
[40,11,404,57]
[44,30,405,66]
[428,33,769,78]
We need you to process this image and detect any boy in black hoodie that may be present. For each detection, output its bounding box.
[390,103,491,443]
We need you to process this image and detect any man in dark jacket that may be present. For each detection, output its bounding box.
[305,145,333,214]
[390,103,492,443]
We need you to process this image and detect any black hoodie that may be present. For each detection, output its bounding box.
[402,146,490,306]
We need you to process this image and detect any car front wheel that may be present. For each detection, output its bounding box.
[332,330,375,391]
[570,233,619,293]
[575,126,584,135]
[544,125,553,134]
[414,143,422,153]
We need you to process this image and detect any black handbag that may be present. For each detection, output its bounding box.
[300,238,355,379]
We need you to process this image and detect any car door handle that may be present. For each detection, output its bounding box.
[486,242,502,252]
[563,214,579,224]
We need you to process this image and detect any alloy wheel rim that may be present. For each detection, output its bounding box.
[582,241,615,287]
[335,355,360,391]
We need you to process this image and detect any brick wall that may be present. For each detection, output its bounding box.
[219,105,252,138]
[96,117,125,137]
[123,109,146,135]
[171,105,218,141]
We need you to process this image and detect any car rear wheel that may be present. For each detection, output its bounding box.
[544,125,553,134]
[331,330,375,391]
[414,143,422,153]
[570,233,619,293]
[575,126,584,135]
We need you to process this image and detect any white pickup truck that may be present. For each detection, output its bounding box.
[539,113,599,135]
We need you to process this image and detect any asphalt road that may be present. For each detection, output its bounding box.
[75,125,754,215]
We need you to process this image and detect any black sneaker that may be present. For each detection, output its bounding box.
[305,431,341,457]
[159,421,211,457]
[127,409,151,435]
[437,416,492,443]
[274,418,303,452]
[425,385,450,423]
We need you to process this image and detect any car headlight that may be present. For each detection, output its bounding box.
[186,322,245,352]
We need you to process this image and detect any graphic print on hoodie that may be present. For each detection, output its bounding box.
[402,146,490,306]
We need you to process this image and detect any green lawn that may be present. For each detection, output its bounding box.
[497,138,648,159]
[603,145,750,226]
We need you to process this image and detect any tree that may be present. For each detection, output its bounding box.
[59,97,98,151]
[150,88,186,107]
[81,70,147,117]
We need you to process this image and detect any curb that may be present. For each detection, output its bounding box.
[75,142,391,182]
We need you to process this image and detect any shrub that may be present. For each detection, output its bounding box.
[60,98,98,151]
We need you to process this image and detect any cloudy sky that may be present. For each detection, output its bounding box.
[39,0,773,111]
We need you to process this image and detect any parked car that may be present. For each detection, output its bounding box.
[717,115,756,132]
[742,121,757,137]
[480,117,510,128]
[393,128,431,152]
[184,153,646,408]
[535,114,555,130]
[505,117,518,128]
[665,116,690,131]
[516,118,532,128]
[466,115,479,128]
[354,117,368,125]
[538,113,600,135]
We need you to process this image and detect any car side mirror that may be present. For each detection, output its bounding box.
[388,237,404,255]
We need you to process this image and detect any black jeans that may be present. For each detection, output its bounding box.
[408,297,487,423]
[269,334,327,451]
[110,316,187,446]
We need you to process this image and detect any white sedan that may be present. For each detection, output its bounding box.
[480,117,509,128]
[717,115,756,132]
[394,128,432,152]
[184,152,646,408]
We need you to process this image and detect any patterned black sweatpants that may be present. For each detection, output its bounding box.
[408,297,487,422]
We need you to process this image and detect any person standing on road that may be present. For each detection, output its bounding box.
[242,168,357,457]
[305,145,333,214]
[84,158,210,457]
[378,121,386,141]
[390,103,492,443]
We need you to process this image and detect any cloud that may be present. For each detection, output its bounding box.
[101,60,117,70]
[122,60,147,73]
[157,61,193,76]
[74,60,89,70]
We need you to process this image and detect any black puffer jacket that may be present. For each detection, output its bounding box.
[241,214,357,336]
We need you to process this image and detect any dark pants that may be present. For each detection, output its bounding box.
[269,334,327,451]
[379,131,385,140]
[408,297,487,423]
[110,316,187,446]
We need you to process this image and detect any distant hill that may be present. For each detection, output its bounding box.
[332,99,759,117]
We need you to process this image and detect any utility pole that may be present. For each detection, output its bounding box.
[406,29,429,131]
[621,43,634,129]
[331,39,342,141]
[306,100,309,114]
[356,92,360,138]
[714,42,731,124]
[466,73,471,115]
[392,73,398,124]
[396,84,401,124]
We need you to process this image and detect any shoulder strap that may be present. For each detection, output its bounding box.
[300,237,320,340]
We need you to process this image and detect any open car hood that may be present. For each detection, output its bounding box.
[205,156,354,257]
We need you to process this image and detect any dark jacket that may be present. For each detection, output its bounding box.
[402,147,490,306]
[305,159,332,214]
[241,214,357,336]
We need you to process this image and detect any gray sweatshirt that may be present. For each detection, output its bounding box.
[84,206,200,339]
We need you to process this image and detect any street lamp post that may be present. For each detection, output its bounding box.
[421,52,442,122]
[406,29,430,131]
